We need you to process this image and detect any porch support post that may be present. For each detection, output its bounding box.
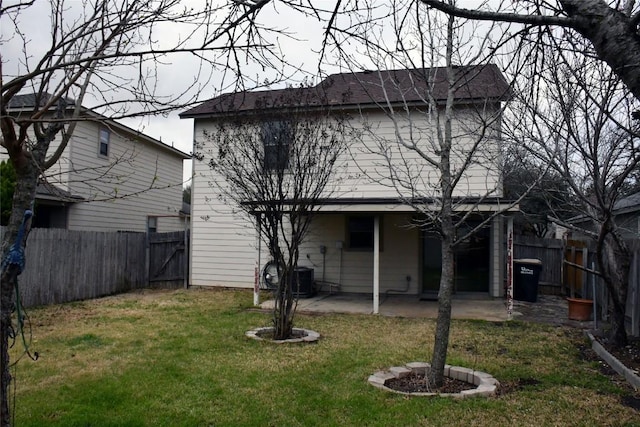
[506,216,514,320]
[254,214,261,307]
[373,215,380,314]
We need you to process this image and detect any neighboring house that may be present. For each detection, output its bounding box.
[181,65,512,303]
[1,93,189,232]
[612,191,640,239]
[568,191,640,240]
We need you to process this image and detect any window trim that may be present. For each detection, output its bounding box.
[147,216,158,233]
[98,127,110,158]
[261,120,291,170]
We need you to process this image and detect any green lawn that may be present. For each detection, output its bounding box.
[8,288,639,426]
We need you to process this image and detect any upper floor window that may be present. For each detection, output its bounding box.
[99,128,110,157]
[261,121,291,170]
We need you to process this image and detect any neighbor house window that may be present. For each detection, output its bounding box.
[147,216,157,233]
[99,128,110,157]
[261,121,291,170]
[346,216,382,251]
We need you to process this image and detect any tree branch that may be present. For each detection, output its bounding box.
[419,0,577,27]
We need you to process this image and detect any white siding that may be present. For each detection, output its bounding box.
[298,213,420,294]
[0,119,72,190]
[189,121,258,288]
[63,121,184,232]
[325,107,502,200]
[2,114,185,232]
[189,102,504,291]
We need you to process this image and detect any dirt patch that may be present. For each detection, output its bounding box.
[597,336,640,376]
[385,372,475,394]
[245,326,320,343]
[255,329,308,340]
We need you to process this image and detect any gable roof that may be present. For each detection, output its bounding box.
[180,64,511,119]
[6,93,189,159]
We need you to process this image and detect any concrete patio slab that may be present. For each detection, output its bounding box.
[259,293,511,321]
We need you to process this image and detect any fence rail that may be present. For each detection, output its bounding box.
[1,227,187,308]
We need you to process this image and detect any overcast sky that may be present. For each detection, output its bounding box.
[1,0,495,186]
[1,1,337,185]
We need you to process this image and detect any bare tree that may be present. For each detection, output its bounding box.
[419,1,640,102]
[319,2,521,388]
[196,88,347,340]
[505,34,640,348]
[0,1,280,424]
[407,0,640,347]
[502,148,573,237]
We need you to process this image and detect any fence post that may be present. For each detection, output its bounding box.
[631,250,639,337]
[145,217,151,287]
[581,247,588,297]
[506,217,513,320]
[183,226,189,290]
[568,246,576,297]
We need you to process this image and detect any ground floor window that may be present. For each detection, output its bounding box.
[346,215,382,251]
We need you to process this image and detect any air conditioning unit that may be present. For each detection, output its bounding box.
[293,266,315,298]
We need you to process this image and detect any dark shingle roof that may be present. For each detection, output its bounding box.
[614,191,640,213]
[7,93,75,110]
[180,64,511,118]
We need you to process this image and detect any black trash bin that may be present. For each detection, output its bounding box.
[513,259,542,302]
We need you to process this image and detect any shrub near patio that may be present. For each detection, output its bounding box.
[9,289,639,426]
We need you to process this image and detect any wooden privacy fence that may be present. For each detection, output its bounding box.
[0,227,189,308]
[513,236,564,294]
[148,230,189,289]
[514,235,640,337]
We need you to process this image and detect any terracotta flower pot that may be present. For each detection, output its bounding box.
[567,297,593,321]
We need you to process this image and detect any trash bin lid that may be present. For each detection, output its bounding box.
[513,258,542,265]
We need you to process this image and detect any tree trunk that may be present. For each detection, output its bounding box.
[1,160,39,427]
[597,229,630,348]
[429,232,455,388]
[272,256,295,340]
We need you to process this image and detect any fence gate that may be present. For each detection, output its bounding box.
[148,230,189,288]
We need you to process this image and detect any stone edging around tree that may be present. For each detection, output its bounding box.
[368,362,499,397]
[586,331,640,390]
[245,327,320,343]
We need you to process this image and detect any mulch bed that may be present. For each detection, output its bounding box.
[385,372,475,394]
[598,336,640,376]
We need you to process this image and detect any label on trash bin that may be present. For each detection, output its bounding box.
[520,266,534,275]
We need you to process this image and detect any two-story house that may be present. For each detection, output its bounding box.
[181,65,512,308]
[2,94,189,232]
